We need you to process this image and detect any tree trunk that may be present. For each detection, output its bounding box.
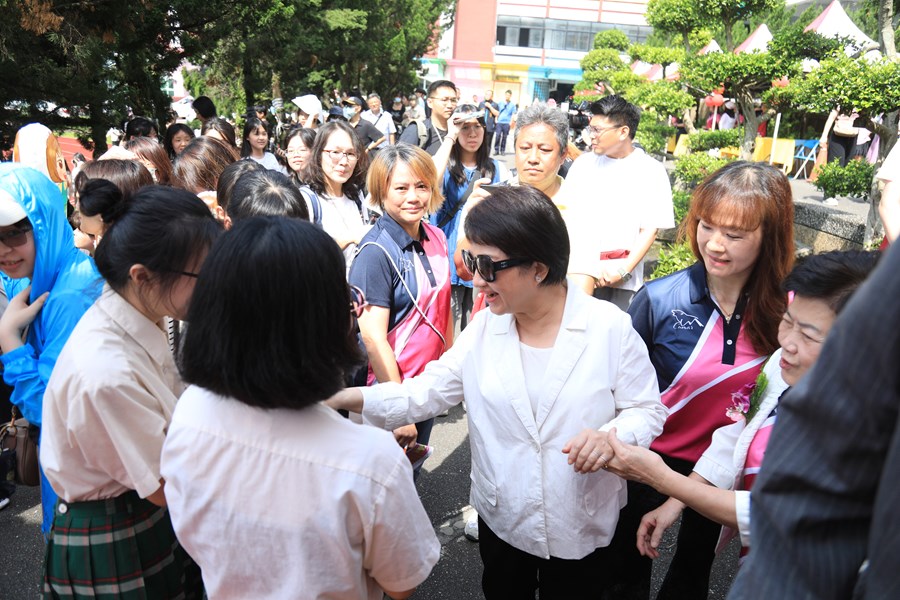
[242,44,255,113]
[867,110,899,244]
[88,103,108,159]
[682,31,691,54]
[682,106,698,134]
[724,19,735,52]
[879,0,897,58]
[736,89,759,160]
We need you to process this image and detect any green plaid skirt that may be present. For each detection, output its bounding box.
[43,490,203,599]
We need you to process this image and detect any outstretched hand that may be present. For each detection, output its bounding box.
[603,427,668,487]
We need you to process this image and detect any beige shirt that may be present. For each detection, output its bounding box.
[41,286,184,502]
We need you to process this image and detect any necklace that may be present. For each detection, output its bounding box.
[707,279,737,320]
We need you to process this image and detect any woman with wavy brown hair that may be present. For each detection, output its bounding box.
[608,160,794,600]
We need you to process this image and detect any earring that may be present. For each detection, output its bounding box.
[535,276,542,283]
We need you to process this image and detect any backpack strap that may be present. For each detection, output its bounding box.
[298,186,323,226]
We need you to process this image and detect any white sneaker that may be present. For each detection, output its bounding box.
[0,497,9,511]
[823,197,839,206]
[464,514,479,542]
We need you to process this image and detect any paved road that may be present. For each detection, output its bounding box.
[1,405,738,599]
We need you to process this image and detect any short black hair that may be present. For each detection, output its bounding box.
[427,80,457,97]
[124,116,158,140]
[95,185,223,297]
[229,169,310,222]
[192,96,217,120]
[465,185,569,286]
[163,123,195,159]
[589,95,641,139]
[216,159,264,212]
[782,250,880,314]
[179,217,364,409]
[78,178,126,224]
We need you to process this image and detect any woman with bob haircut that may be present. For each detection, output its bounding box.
[349,145,451,470]
[240,116,284,173]
[608,160,795,600]
[215,159,264,222]
[76,158,154,199]
[40,186,221,598]
[299,120,373,266]
[124,136,174,185]
[603,249,879,565]
[329,185,666,599]
[201,117,237,150]
[160,217,440,600]
[163,123,195,160]
[228,169,310,223]
[172,136,239,220]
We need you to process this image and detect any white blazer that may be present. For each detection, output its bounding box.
[694,349,789,549]
[362,283,666,559]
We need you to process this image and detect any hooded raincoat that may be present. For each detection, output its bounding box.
[0,164,101,535]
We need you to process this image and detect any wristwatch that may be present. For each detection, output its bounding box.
[617,268,632,282]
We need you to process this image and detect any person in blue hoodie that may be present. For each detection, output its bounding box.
[0,164,101,537]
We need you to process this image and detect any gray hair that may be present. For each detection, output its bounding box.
[514,102,568,156]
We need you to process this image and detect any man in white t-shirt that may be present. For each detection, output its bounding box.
[558,95,674,310]
[361,93,397,151]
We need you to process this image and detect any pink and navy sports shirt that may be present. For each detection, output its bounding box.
[628,262,767,463]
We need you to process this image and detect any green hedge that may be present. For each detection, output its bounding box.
[674,153,732,188]
[651,241,696,279]
[686,128,744,152]
[813,159,875,200]
[672,189,691,225]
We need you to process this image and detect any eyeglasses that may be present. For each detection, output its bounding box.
[349,285,368,318]
[429,96,459,105]
[323,149,359,163]
[461,250,530,283]
[0,222,33,248]
[587,124,622,137]
[286,146,310,156]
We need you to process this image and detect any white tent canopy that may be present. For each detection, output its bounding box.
[804,0,877,52]
[734,24,773,54]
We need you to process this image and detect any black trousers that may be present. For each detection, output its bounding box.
[604,454,721,600]
[479,516,611,599]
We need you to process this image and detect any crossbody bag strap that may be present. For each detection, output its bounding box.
[355,241,446,347]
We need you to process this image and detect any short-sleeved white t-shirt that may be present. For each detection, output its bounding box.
[558,148,675,291]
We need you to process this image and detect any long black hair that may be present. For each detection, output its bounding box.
[448,103,496,186]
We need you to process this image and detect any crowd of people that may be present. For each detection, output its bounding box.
[0,78,897,600]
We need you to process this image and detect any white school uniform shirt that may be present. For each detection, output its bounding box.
[558,148,674,291]
[362,283,667,559]
[161,388,439,600]
[693,349,789,549]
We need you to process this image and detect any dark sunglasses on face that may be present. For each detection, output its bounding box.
[461,249,530,282]
[0,221,33,248]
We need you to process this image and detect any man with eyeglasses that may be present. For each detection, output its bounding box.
[399,80,458,155]
[557,95,674,311]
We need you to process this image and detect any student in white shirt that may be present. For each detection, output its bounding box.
[240,116,287,174]
[162,217,439,600]
[328,185,666,599]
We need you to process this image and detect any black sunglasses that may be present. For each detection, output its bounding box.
[461,249,530,282]
[0,221,33,248]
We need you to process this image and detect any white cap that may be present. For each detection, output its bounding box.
[292,95,322,116]
[0,190,28,227]
[724,100,736,109]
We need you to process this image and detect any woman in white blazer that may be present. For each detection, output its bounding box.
[329,185,667,599]
[604,250,879,561]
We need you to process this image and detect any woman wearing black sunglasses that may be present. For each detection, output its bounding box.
[329,185,666,598]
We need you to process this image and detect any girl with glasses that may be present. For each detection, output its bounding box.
[329,185,665,598]
[0,164,101,539]
[299,121,374,268]
[348,145,452,474]
[40,186,222,599]
[282,126,316,185]
[160,217,439,599]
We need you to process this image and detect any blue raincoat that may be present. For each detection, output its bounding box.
[0,164,101,535]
